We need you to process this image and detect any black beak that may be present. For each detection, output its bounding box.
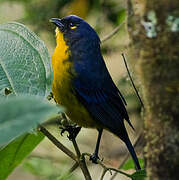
[50,18,64,32]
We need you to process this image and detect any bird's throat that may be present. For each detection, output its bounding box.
[52,28,73,104]
[52,28,71,78]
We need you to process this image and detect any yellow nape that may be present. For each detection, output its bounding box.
[52,28,101,128]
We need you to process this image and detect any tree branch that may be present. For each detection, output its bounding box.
[72,138,92,180]
[101,22,125,43]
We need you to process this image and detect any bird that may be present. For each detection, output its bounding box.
[50,15,141,170]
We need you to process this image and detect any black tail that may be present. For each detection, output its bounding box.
[125,138,141,170]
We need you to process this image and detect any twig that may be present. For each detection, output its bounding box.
[69,162,79,173]
[121,53,144,108]
[98,160,132,180]
[72,139,81,157]
[72,139,92,180]
[59,113,92,180]
[101,21,125,43]
[79,155,92,180]
[82,153,132,180]
[109,154,130,180]
[39,125,77,161]
[110,133,142,180]
[100,164,132,180]
[39,125,91,179]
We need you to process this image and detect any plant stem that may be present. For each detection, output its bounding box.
[39,125,77,161]
[72,139,92,180]
[72,139,81,157]
[82,153,132,180]
[121,53,144,108]
[98,160,132,180]
[69,162,79,173]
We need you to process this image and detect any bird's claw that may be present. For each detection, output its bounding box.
[89,153,100,164]
[60,125,81,140]
[60,129,66,136]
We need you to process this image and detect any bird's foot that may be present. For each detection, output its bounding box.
[89,153,100,164]
[60,125,81,140]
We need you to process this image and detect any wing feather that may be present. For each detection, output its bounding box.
[74,85,134,140]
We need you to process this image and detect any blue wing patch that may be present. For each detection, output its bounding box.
[74,85,134,140]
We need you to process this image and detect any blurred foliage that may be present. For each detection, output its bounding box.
[0,0,125,32]
[101,0,126,25]
[0,0,127,55]
[0,1,143,179]
[121,158,144,170]
[0,21,61,179]
[24,157,146,180]
[4,0,70,32]
[120,158,146,180]
[131,170,147,180]
[118,77,141,114]
[23,157,80,180]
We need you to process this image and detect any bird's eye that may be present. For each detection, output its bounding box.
[69,22,77,30]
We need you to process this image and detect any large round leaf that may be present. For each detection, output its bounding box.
[0,22,52,97]
[0,96,60,146]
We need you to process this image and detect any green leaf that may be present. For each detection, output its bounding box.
[131,169,147,180]
[0,96,60,146]
[23,157,80,180]
[0,22,52,97]
[121,158,144,170]
[117,9,126,25]
[0,132,44,180]
[23,157,56,176]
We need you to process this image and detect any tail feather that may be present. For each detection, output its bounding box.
[125,138,141,170]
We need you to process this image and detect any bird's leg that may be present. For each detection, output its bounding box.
[90,129,103,164]
[60,125,81,140]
